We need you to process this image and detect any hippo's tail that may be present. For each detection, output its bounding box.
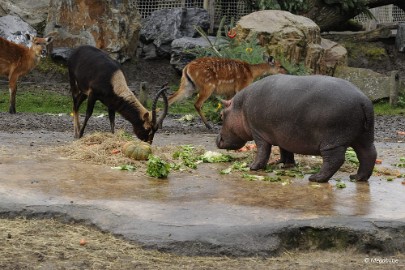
[361,103,375,132]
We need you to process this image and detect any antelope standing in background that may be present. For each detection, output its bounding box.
[168,56,287,129]
[0,34,53,113]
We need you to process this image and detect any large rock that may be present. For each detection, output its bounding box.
[45,0,141,62]
[0,0,49,28]
[170,36,218,73]
[396,23,405,52]
[0,15,37,45]
[139,8,209,59]
[235,10,347,75]
[334,66,399,101]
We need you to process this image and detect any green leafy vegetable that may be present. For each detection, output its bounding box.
[220,167,233,175]
[242,173,282,182]
[200,151,233,163]
[242,173,265,181]
[263,176,282,182]
[147,155,170,178]
[173,145,200,169]
[220,161,249,174]
[395,157,405,168]
[336,182,346,189]
[274,169,303,178]
[111,165,136,171]
[345,148,359,165]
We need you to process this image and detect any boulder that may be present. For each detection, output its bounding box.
[45,0,141,62]
[0,15,37,45]
[396,23,405,52]
[0,0,49,28]
[170,36,218,73]
[139,8,209,59]
[334,66,399,101]
[320,38,348,75]
[235,10,347,75]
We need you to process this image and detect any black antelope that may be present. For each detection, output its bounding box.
[67,45,168,144]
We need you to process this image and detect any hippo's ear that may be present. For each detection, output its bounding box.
[220,99,232,108]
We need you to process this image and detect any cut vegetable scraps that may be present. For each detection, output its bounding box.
[241,173,283,183]
[336,182,346,189]
[177,114,195,122]
[345,148,359,165]
[147,155,170,178]
[220,161,249,174]
[111,164,136,171]
[172,145,201,169]
[201,151,233,163]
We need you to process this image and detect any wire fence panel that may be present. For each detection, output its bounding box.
[136,0,204,18]
[213,1,252,25]
[136,1,405,28]
[354,4,405,28]
[136,0,251,23]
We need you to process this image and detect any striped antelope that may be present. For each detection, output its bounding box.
[168,56,287,129]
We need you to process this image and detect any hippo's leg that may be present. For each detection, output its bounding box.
[349,142,377,181]
[278,148,296,168]
[250,138,272,170]
[309,146,346,183]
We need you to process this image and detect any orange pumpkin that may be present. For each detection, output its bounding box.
[122,141,152,160]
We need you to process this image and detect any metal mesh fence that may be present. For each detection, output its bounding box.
[354,4,405,28]
[213,1,252,25]
[136,0,204,18]
[136,1,405,27]
[136,0,251,23]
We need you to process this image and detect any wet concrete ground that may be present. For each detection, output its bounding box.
[0,131,404,256]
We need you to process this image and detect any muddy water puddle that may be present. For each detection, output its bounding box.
[0,131,404,225]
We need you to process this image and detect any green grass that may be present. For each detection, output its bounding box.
[0,90,106,114]
[373,96,405,115]
[2,88,404,120]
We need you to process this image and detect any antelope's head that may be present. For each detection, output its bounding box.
[26,34,54,59]
[266,56,287,75]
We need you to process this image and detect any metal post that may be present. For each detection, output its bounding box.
[203,0,209,9]
[389,70,399,106]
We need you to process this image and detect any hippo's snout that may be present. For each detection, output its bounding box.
[216,135,223,148]
[216,134,246,150]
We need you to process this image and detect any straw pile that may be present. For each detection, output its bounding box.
[57,130,179,168]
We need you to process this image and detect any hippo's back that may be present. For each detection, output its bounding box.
[236,74,374,154]
[245,74,368,102]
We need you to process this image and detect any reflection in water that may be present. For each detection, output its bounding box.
[353,182,371,215]
[0,154,403,222]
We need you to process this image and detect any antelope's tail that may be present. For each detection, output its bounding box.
[168,67,195,105]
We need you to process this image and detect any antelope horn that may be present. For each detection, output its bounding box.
[152,84,169,131]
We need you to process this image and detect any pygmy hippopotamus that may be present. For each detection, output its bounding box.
[216,74,377,182]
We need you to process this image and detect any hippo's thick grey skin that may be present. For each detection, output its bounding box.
[216,75,377,182]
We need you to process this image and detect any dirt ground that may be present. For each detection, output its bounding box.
[0,52,404,269]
